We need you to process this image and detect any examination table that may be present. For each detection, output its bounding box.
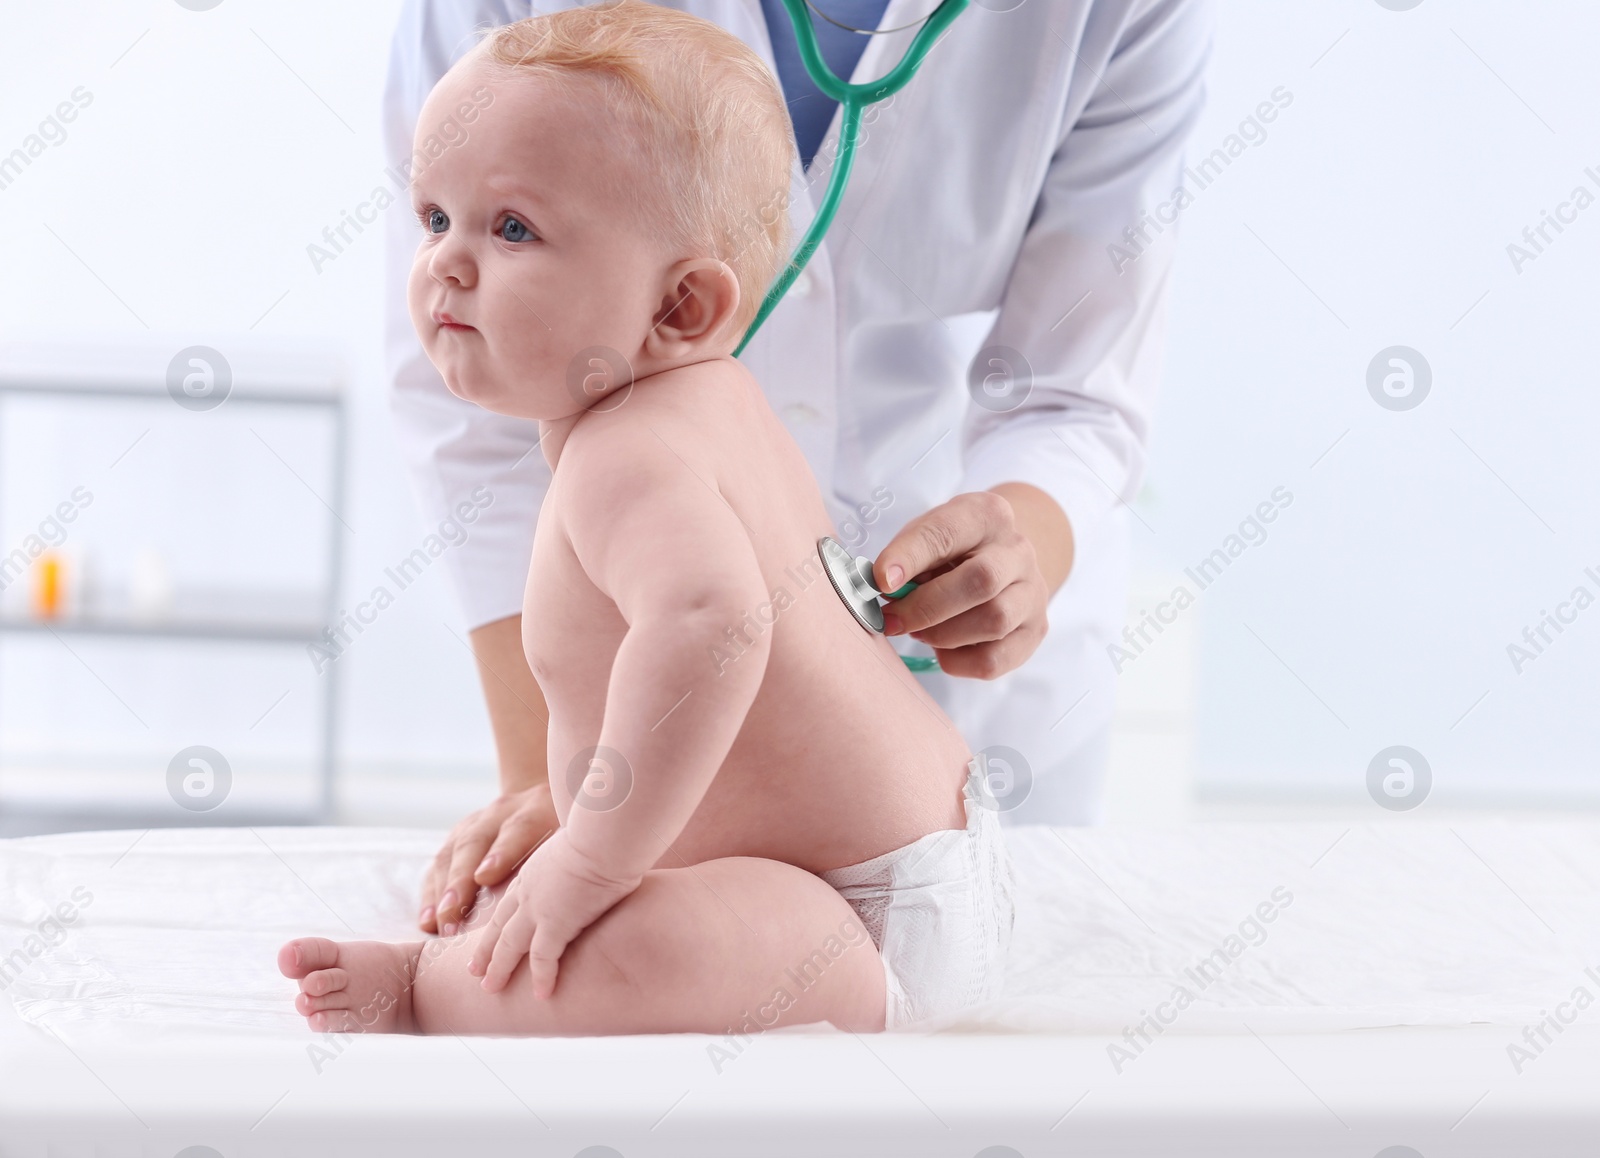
[2,822,1597,1156]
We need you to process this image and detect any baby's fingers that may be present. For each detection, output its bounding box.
[466,894,517,979]
[525,922,571,1001]
[479,908,535,994]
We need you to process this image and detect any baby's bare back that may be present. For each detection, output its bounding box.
[525,358,969,874]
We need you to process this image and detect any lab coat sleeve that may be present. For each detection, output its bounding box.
[384,0,543,630]
[957,0,1213,560]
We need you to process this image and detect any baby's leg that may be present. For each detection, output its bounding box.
[282,856,885,1035]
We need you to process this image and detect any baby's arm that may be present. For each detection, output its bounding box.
[469,413,770,996]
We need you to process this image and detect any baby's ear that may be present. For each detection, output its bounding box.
[644,258,741,360]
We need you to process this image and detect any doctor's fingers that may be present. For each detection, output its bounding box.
[884,537,1027,636]
[417,843,455,932]
[476,805,556,890]
[434,829,499,935]
[874,491,1014,596]
[933,619,1046,681]
[419,814,489,929]
[909,580,1041,652]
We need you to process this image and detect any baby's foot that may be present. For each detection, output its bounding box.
[278,937,422,1034]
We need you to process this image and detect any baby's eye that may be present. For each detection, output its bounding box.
[499,216,534,243]
[426,208,449,234]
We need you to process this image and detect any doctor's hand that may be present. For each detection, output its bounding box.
[468,827,643,997]
[874,483,1074,680]
[418,783,558,935]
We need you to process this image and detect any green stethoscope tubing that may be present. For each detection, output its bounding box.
[733,0,970,357]
[740,1,969,674]
[883,578,937,671]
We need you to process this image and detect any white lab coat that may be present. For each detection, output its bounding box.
[383,0,1212,824]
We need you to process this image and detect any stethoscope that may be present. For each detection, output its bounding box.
[733,0,969,355]
[737,0,970,670]
[816,534,941,670]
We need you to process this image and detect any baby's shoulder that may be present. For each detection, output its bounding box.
[555,363,736,489]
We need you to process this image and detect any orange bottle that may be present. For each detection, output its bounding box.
[32,552,65,620]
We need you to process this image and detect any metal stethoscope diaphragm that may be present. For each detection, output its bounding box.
[817,535,939,671]
[818,535,895,633]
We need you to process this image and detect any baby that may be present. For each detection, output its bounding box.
[280,0,1013,1034]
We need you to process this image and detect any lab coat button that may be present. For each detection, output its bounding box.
[781,402,822,425]
[791,269,813,296]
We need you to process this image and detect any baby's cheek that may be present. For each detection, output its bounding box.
[405,258,433,341]
[491,328,558,406]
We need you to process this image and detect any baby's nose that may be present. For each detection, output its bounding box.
[429,233,477,286]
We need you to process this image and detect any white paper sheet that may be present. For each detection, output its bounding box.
[4,822,1597,1042]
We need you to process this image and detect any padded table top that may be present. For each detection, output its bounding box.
[2,822,1597,1156]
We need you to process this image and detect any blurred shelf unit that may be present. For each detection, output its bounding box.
[0,589,327,643]
[0,349,347,819]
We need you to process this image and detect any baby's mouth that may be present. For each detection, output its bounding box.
[433,310,475,332]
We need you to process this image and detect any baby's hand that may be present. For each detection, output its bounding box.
[466,828,641,998]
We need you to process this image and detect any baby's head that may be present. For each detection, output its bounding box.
[407,0,795,421]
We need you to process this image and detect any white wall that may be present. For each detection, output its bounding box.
[0,0,498,809]
[1133,0,1600,804]
[2,0,1596,814]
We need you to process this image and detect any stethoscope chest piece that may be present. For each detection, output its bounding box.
[818,535,886,633]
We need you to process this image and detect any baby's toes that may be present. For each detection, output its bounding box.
[278,936,341,979]
[308,1007,367,1034]
[295,988,353,1017]
[298,967,349,998]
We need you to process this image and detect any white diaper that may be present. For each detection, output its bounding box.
[819,752,1016,1029]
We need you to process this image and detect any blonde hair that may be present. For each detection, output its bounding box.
[485,1,795,338]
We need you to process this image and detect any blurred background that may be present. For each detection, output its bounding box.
[0,0,1594,832]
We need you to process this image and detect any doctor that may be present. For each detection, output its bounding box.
[385,0,1211,935]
